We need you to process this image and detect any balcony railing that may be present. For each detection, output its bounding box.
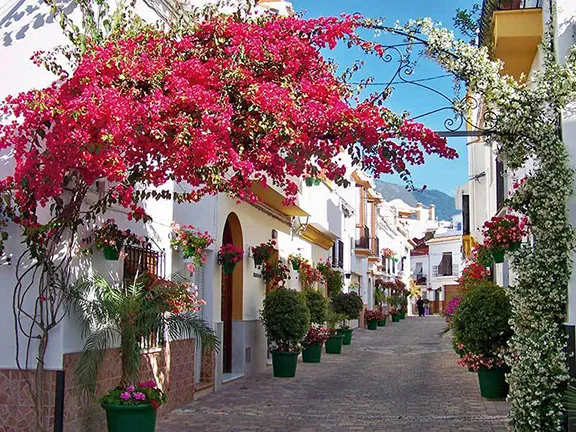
[479,0,542,47]
[432,265,459,277]
[412,273,428,285]
[355,225,370,249]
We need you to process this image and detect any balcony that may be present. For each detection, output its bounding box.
[355,225,375,257]
[433,265,460,277]
[479,0,543,82]
[412,273,428,285]
[368,237,380,262]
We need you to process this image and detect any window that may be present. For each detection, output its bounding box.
[331,240,345,268]
[123,243,166,349]
[462,194,470,235]
[496,159,505,210]
[438,252,453,276]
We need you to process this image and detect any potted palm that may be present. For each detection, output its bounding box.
[451,281,512,399]
[70,273,218,432]
[331,291,363,345]
[325,310,347,354]
[260,288,310,377]
[301,324,330,363]
[364,309,383,330]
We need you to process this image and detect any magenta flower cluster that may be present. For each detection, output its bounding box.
[119,384,147,402]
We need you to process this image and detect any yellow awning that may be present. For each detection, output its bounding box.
[251,182,309,217]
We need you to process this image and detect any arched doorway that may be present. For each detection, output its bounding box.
[221,213,243,374]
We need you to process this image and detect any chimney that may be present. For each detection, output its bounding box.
[429,204,436,221]
[416,203,423,221]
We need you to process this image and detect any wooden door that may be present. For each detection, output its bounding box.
[221,223,233,374]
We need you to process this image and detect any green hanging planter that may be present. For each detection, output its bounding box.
[367,320,378,330]
[336,328,353,345]
[477,367,508,399]
[223,261,236,274]
[291,261,300,271]
[253,256,264,266]
[271,350,299,378]
[378,319,387,327]
[302,343,322,363]
[313,178,322,186]
[102,403,157,432]
[492,249,505,264]
[103,245,120,261]
[509,241,521,252]
[325,334,344,354]
[305,177,314,187]
[392,313,400,323]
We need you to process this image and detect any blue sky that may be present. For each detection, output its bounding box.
[291,0,476,196]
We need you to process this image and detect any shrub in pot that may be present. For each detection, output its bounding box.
[70,274,218,432]
[325,310,347,354]
[364,309,383,330]
[304,289,328,324]
[331,292,363,345]
[301,324,330,363]
[451,281,512,399]
[260,288,310,377]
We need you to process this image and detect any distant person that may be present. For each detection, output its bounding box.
[416,296,425,317]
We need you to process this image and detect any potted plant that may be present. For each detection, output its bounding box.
[324,310,347,354]
[331,291,363,345]
[364,309,383,330]
[70,274,217,432]
[301,324,330,363]
[398,295,408,319]
[390,307,401,323]
[382,247,395,259]
[303,289,328,324]
[451,281,513,399]
[262,261,291,289]
[80,219,146,261]
[218,243,244,274]
[483,214,527,263]
[170,222,213,268]
[288,253,306,271]
[251,239,275,266]
[260,288,310,378]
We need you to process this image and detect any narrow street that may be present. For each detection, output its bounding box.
[157,316,508,432]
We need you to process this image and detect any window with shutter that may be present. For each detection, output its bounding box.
[438,252,453,276]
[338,240,344,268]
[331,243,338,267]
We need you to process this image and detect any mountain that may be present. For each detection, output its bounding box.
[374,180,459,221]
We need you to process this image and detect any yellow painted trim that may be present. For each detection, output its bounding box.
[301,225,335,250]
[251,182,309,217]
[368,256,380,263]
[354,249,371,257]
[492,9,543,82]
[462,234,478,259]
[352,171,371,188]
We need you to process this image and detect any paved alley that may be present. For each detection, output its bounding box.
[157,316,508,432]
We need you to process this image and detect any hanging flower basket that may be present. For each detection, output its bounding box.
[305,177,314,187]
[291,261,300,271]
[251,240,275,267]
[492,249,505,264]
[223,261,236,274]
[313,178,321,186]
[103,245,120,261]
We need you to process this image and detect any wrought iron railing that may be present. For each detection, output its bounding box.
[355,225,370,249]
[433,265,460,277]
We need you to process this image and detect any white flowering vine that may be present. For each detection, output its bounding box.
[377,16,576,431]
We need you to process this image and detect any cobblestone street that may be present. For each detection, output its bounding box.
[157,316,508,432]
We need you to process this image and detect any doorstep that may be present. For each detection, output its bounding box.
[222,372,244,384]
[194,382,214,400]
